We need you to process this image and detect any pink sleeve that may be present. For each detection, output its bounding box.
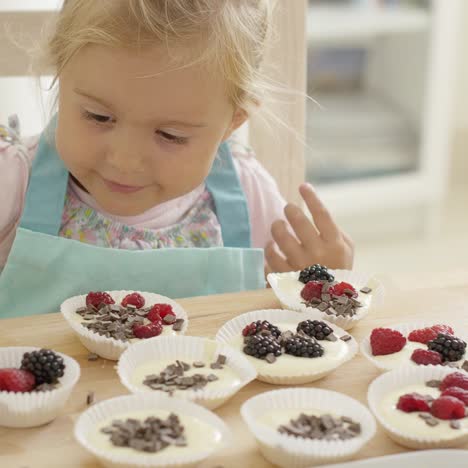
[229,139,287,249]
[0,136,38,268]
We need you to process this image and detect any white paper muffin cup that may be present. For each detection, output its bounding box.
[61,290,188,361]
[216,309,358,385]
[74,393,231,468]
[361,321,468,372]
[117,336,257,410]
[241,388,376,468]
[267,269,384,331]
[0,346,80,428]
[367,365,468,449]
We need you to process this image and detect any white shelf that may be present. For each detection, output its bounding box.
[307,5,430,43]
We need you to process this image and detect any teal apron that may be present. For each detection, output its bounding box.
[0,132,264,318]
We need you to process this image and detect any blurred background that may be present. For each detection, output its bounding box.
[0,0,467,279]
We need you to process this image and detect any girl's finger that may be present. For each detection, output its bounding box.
[265,240,293,273]
[271,219,305,270]
[284,203,320,250]
[299,183,340,241]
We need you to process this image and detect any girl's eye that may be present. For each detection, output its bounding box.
[83,110,113,124]
[156,130,187,145]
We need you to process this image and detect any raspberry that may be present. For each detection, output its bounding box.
[329,282,357,298]
[370,328,407,356]
[147,304,173,322]
[441,387,468,405]
[121,292,145,309]
[241,320,281,339]
[431,396,466,420]
[86,291,115,309]
[300,281,323,302]
[408,324,455,344]
[440,372,468,391]
[396,393,431,413]
[410,349,442,366]
[408,327,437,344]
[0,369,36,393]
[432,324,454,335]
[133,322,163,339]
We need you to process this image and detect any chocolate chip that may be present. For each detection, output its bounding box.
[87,353,99,361]
[86,391,95,406]
[418,413,431,420]
[265,353,277,364]
[216,354,227,366]
[426,380,442,389]
[163,314,177,325]
[172,319,185,332]
[278,413,361,440]
[102,413,186,453]
[192,361,205,368]
[425,417,439,427]
[360,286,372,294]
[340,335,352,342]
[450,420,461,430]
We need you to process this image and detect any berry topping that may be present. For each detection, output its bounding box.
[370,328,407,356]
[20,349,65,385]
[242,320,281,339]
[121,292,145,309]
[408,324,455,344]
[396,393,431,413]
[410,349,443,366]
[408,327,438,344]
[329,282,357,298]
[440,372,468,391]
[86,291,115,309]
[0,369,36,393]
[243,335,282,360]
[299,264,334,284]
[147,304,174,323]
[300,281,323,302]
[441,387,468,405]
[430,396,466,420]
[133,322,163,339]
[296,320,333,340]
[427,334,467,362]
[283,335,324,358]
[432,324,454,335]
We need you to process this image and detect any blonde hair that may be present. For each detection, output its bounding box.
[38,0,275,112]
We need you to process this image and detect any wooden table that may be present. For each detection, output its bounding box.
[1,279,468,468]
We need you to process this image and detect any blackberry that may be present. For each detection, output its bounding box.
[284,335,324,358]
[21,349,65,385]
[243,335,282,360]
[242,320,281,339]
[427,334,467,362]
[297,320,333,340]
[299,264,334,284]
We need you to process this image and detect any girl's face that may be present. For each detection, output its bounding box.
[56,45,246,216]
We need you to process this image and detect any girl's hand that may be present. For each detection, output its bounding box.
[265,183,354,274]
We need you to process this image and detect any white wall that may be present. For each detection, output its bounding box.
[454,1,468,130]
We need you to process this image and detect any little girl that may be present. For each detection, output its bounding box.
[0,0,353,317]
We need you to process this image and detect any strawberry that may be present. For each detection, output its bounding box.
[121,293,145,309]
[147,304,174,323]
[0,368,36,393]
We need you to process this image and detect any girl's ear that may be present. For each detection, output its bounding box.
[222,107,249,141]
